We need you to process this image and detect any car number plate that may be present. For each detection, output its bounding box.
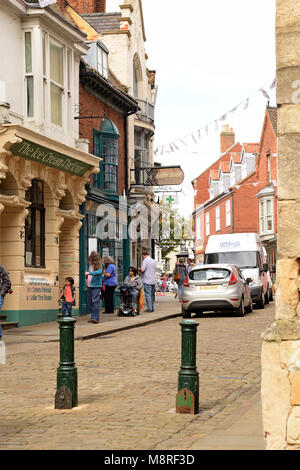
[198,285,220,290]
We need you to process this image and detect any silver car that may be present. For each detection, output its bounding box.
[181,264,253,317]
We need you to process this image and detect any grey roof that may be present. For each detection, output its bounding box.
[82,13,120,33]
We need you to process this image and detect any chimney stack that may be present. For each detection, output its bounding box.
[67,0,106,14]
[220,125,235,154]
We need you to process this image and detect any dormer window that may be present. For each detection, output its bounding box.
[97,43,109,79]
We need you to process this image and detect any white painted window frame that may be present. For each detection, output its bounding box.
[206,213,210,236]
[215,206,220,231]
[226,199,231,227]
[259,197,274,235]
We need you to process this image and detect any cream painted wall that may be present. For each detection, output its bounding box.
[0,3,24,121]
[0,1,88,148]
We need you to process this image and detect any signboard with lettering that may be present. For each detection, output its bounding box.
[10,138,91,176]
[24,276,53,309]
[145,166,184,186]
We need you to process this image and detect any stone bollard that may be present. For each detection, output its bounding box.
[55,317,78,409]
[176,319,199,414]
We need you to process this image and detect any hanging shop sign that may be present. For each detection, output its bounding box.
[10,138,90,177]
[144,166,184,186]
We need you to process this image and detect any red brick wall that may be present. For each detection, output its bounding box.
[220,130,235,154]
[256,111,278,232]
[67,0,106,13]
[193,143,241,209]
[79,82,127,194]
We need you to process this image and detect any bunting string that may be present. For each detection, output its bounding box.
[154,78,276,157]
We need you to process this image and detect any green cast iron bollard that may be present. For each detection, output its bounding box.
[56,317,78,408]
[177,319,199,414]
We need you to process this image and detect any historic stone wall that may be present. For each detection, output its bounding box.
[261,0,300,449]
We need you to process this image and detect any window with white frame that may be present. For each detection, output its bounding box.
[196,215,201,240]
[226,199,231,226]
[206,213,210,236]
[25,31,34,118]
[215,206,220,231]
[259,198,274,234]
[97,44,108,79]
[25,29,74,131]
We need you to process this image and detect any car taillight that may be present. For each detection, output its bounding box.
[229,272,238,285]
[183,275,190,287]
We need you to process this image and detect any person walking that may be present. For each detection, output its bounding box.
[124,267,143,312]
[103,256,117,314]
[58,277,76,317]
[160,276,167,296]
[173,258,187,301]
[0,264,11,340]
[138,250,156,312]
[85,251,103,324]
[187,258,196,274]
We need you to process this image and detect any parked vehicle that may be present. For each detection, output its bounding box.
[204,233,268,308]
[181,264,252,318]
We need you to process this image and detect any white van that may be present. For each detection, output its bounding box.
[204,233,268,308]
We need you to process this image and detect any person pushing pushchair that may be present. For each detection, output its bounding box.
[118,267,143,316]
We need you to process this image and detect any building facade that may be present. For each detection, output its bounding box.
[72,0,160,268]
[65,4,140,311]
[0,0,100,326]
[261,0,300,449]
[192,110,278,279]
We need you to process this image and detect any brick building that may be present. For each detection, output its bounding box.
[65,2,140,311]
[71,0,160,268]
[192,107,277,276]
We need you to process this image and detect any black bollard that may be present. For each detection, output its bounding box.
[176,319,199,414]
[55,316,78,409]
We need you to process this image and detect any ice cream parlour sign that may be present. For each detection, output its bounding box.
[10,138,90,176]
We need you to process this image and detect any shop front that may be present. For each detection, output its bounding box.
[79,197,130,313]
[0,124,99,327]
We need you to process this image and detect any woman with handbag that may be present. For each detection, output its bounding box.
[172,258,187,301]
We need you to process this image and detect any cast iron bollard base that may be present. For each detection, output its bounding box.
[176,319,199,414]
[55,317,78,409]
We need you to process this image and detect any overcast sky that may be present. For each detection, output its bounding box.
[106,0,276,216]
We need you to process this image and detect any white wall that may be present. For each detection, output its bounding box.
[0,4,24,122]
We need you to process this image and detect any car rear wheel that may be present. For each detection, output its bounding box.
[181,304,191,318]
[269,288,274,302]
[256,291,265,309]
[194,311,204,317]
[265,290,269,304]
[245,297,253,313]
[235,297,245,317]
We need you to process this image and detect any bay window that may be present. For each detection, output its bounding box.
[50,40,64,126]
[93,119,119,193]
[259,198,274,235]
[24,28,74,133]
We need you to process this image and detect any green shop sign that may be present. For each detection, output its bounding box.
[10,138,91,176]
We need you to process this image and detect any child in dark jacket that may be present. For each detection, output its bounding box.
[58,277,76,317]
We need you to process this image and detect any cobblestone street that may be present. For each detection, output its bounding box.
[0,295,274,450]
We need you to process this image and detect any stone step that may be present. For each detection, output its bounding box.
[0,322,18,330]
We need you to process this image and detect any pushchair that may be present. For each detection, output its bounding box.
[118,284,140,317]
